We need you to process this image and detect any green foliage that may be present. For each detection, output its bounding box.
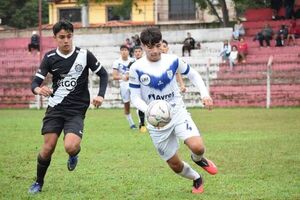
[234,0,270,16]
[0,0,48,29]
[110,0,132,19]
[0,108,299,199]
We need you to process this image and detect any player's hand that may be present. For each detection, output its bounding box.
[35,86,53,97]
[180,86,187,93]
[202,96,213,110]
[92,96,104,108]
[122,74,129,81]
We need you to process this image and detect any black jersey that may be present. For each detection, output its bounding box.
[34,47,102,115]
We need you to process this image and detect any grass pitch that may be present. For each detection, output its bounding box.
[0,108,299,200]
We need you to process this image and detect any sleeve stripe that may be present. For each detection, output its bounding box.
[182,64,190,75]
[129,83,140,88]
[94,65,102,73]
[35,73,45,80]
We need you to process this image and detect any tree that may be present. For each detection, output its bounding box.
[194,0,270,27]
[0,0,48,29]
[194,0,229,27]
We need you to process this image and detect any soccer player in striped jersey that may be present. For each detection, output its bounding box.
[129,27,217,194]
[28,20,108,194]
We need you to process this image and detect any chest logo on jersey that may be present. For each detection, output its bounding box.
[57,77,77,92]
[75,64,83,73]
[140,74,151,86]
[167,70,173,80]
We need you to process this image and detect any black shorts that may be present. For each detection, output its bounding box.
[41,107,85,138]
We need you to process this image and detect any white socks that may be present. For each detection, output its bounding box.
[191,153,203,162]
[125,114,135,126]
[178,161,200,180]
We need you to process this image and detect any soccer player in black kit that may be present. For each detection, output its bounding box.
[28,20,108,194]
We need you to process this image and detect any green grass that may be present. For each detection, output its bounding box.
[0,108,299,200]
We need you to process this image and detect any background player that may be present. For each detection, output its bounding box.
[112,45,137,129]
[128,46,147,133]
[28,20,108,194]
[129,27,217,194]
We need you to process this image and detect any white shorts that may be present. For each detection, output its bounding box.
[148,107,200,161]
[120,81,130,103]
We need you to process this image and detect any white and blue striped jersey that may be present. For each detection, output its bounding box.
[129,53,209,113]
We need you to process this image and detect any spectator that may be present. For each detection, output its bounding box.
[28,31,40,54]
[275,24,288,46]
[161,39,170,54]
[182,32,196,57]
[125,38,134,57]
[229,45,238,70]
[132,34,141,47]
[284,0,295,19]
[287,20,297,45]
[237,37,248,63]
[220,40,231,63]
[232,20,245,40]
[271,0,283,20]
[254,24,273,47]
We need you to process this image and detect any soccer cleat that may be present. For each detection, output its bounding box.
[192,177,204,194]
[192,156,218,175]
[67,155,78,171]
[139,126,147,133]
[130,124,137,129]
[28,182,42,194]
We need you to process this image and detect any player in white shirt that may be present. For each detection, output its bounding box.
[128,46,147,133]
[112,45,137,129]
[129,27,218,194]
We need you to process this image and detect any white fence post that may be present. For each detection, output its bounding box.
[206,58,211,95]
[266,56,273,109]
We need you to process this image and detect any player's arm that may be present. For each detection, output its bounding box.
[112,61,128,81]
[178,58,213,109]
[128,68,148,113]
[87,51,108,108]
[176,73,186,93]
[31,55,52,97]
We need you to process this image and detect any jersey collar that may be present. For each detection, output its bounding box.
[56,46,76,59]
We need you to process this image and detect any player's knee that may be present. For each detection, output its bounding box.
[41,143,56,157]
[191,145,205,155]
[64,143,79,155]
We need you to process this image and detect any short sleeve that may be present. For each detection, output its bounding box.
[129,64,140,89]
[177,57,190,75]
[34,55,50,80]
[87,50,102,73]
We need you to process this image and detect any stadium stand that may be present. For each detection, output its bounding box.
[214,8,300,107]
[0,17,299,108]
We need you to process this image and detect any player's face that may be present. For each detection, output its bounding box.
[54,29,73,55]
[161,43,169,53]
[134,49,143,59]
[143,42,162,62]
[120,48,129,60]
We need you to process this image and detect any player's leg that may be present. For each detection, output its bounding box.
[29,109,63,194]
[138,110,147,132]
[174,112,218,175]
[167,153,204,194]
[28,133,59,194]
[124,102,136,129]
[185,136,218,175]
[149,128,203,194]
[64,115,83,171]
[121,83,136,129]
